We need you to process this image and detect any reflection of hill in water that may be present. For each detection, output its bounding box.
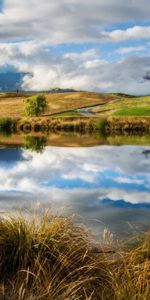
[0,132,150,149]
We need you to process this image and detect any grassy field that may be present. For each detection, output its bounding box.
[94,95,150,117]
[0,213,149,300]
[0,92,150,118]
[115,107,150,116]
[0,92,116,118]
[0,92,149,138]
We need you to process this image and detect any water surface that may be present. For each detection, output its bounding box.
[0,142,149,238]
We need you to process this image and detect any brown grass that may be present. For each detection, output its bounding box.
[0,213,149,299]
[0,92,116,118]
[0,214,112,300]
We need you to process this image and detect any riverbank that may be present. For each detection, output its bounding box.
[0,214,149,300]
[0,116,150,136]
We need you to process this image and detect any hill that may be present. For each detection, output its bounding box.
[0,92,116,118]
[0,92,150,118]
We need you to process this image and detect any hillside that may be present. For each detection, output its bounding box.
[0,92,116,118]
[0,92,150,118]
[93,95,150,117]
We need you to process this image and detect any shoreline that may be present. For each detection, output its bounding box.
[0,116,150,135]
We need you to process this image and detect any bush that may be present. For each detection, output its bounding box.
[95,118,108,136]
[0,117,13,132]
[24,95,48,117]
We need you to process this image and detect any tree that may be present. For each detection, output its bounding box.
[24,136,47,153]
[24,94,48,117]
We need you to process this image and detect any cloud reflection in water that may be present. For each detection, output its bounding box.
[0,145,149,236]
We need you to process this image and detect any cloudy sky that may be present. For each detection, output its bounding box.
[0,0,150,93]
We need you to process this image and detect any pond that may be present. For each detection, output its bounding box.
[0,133,150,238]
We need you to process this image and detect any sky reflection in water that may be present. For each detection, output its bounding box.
[0,145,149,237]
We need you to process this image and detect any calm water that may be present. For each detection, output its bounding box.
[0,143,150,237]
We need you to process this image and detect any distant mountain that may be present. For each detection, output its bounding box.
[0,72,23,92]
[0,72,78,93]
[25,88,78,94]
[100,198,150,209]
[46,88,77,93]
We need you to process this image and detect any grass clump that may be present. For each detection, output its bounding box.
[0,214,111,300]
[112,232,150,300]
[0,214,149,299]
[94,118,108,136]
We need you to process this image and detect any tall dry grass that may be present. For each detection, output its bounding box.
[0,214,111,300]
[0,213,149,299]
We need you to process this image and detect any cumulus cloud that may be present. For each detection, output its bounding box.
[105,26,150,42]
[1,41,150,94]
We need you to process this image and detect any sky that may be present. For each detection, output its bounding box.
[0,0,150,94]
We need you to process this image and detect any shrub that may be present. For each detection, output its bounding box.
[95,118,108,136]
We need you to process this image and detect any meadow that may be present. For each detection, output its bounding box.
[94,95,150,117]
[1,92,150,118]
[0,92,115,118]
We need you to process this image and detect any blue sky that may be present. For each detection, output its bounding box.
[0,0,3,11]
[0,1,150,94]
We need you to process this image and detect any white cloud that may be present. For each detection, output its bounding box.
[0,145,149,235]
[105,26,150,42]
[0,145,149,198]
[0,1,150,44]
[106,189,150,204]
[113,177,144,185]
[1,42,150,94]
[1,1,150,93]
[115,46,146,55]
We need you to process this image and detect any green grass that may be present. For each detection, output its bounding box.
[115,107,150,116]
[107,134,150,146]
[95,95,150,117]
[0,213,149,299]
[53,110,83,117]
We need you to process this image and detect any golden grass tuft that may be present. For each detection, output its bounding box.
[0,213,149,299]
[0,214,111,299]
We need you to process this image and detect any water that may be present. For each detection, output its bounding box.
[0,140,150,238]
